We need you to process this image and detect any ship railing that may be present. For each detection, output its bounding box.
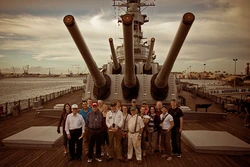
[0,86,83,118]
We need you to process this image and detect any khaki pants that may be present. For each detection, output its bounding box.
[161,129,171,155]
[127,132,142,160]
[108,128,122,159]
[148,131,158,153]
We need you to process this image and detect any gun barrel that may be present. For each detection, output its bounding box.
[145,38,155,71]
[155,12,195,88]
[122,14,136,88]
[108,38,120,70]
[63,15,106,88]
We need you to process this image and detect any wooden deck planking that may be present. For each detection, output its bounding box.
[0,90,250,167]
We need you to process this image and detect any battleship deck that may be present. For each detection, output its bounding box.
[1,90,250,167]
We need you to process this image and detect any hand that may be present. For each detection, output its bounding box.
[159,123,162,127]
[57,129,60,133]
[79,134,84,140]
[179,128,183,133]
[137,135,142,141]
[67,134,71,139]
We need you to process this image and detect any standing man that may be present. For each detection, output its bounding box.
[121,105,131,159]
[87,98,93,108]
[160,106,174,161]
[244,97,250,127]
[106,102,124,162]
[126,107,144,165]
[168,99,183,158]
[79,100,92,156]
[155,101,162,152]
[65,104,85,161]
[86,102,103,163]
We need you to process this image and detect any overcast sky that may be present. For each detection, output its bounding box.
[0,0,249,75]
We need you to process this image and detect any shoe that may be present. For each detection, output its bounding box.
[85,151,88,156]
[177,154,182,158]
[101,152,104,156]
[87,159,93,163]
[118,158,125,163]
[95,157,102,162]
[167,157,172,161]
[161,154,167,158]
[106,157,113,161]
[76,157,82,161]
[69,157,74,161]
[137,160,142,165]
[172,153,178,156]
[124,158,132,162]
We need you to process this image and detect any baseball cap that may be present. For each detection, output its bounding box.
[142,101,147,105]
[92,102,98,107]
[71,104,78,109]
[132,99,136,103]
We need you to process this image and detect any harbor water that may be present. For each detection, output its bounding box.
[0,77,84,104]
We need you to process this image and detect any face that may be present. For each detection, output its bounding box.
[98,100,103,106]
[87,99,92,107]
[131,101,136,106]
[156,101,162,109]
[82,102,87,109]
[103,104,108,111]
[171,101,176,108]
[65,104,70,111]
[116,101,121,107]
[92,106,98,112]
[161,107,167,114]
[111,105,116,112]
[140,107,146,115]
[150,107,155,114]
[72,108,78,115]
[122,106,127,113]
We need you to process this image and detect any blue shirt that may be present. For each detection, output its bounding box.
[79,107,92,122]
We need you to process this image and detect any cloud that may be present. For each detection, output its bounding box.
[0,0,249,74]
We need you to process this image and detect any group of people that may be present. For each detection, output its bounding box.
[57,98,184,164]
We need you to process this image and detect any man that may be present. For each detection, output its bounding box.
[79,100,92,156]
[141,101,149,115]
[98,100,104,112]
[160,106,174,161]
[168,99,183,158]
[65,104,85,161]
[244,97,250,127]
[87,98,93,108]
[126,107,144,165]
[128,99,140,114]
[106,102,124,162]
[121,105,131,159]
[155,101,163,152]
[86,102,103,163]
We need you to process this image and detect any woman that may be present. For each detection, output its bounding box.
[116,100,122,111]
[147,106,160,155]
[57,103,71,155]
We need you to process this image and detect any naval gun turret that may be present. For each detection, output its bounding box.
[63,0,195,105]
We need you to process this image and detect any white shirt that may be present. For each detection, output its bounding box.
[160,113,173,130]
[65,113,85,134]
[106,110,123,128]
[121,113,131,131]
[128,114,144,133]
